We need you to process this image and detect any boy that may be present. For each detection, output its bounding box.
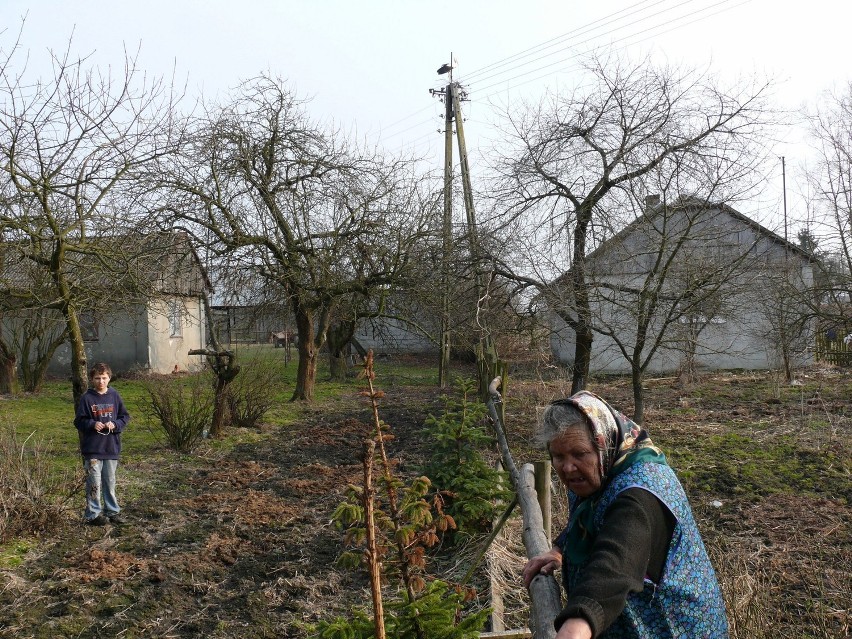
[74,362,131,526]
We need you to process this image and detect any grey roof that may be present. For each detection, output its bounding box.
[0,231,212,300]
[586,196,814,264]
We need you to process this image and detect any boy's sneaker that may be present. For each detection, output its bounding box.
[85,514,109,526]
[108,514,127,525]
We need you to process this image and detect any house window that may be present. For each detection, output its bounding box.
[678,314,727,325]
[168,301,183,337]
[79,311,99,342]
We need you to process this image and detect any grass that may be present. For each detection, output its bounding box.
[0,347,367,511]
[0,539,37,569]
[667,430,852,499]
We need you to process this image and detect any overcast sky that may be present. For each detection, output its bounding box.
[2,0,851,233]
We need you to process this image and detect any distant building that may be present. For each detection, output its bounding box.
[1,232,212,376]
[549,199,817,373]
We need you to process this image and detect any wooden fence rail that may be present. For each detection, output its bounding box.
[815,335,852,366]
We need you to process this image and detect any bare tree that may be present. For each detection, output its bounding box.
[488,53,774,394]
[0,36,182,402]
[753,258,814,385]
[577,194,789,423]
[159,75,433,400]
[804,82,852,332]
[0,252,68,392]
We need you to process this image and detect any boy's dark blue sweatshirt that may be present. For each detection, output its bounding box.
[74,387,131,459]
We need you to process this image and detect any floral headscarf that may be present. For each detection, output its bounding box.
[558,390,664,480]
[553,390,667,564]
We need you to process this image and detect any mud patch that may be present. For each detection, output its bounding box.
[58,547,149,583]
[175,489,299,527]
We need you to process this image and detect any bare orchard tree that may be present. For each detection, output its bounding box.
[752,257,814,385]
[0,39,182,402]
[577,194,770,423]
[804,82,852,330]
[488,52,774,394]
[159,75,433,400]
[0,249,69,392]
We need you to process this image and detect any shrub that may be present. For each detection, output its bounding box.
[225,353,283,428]
[423,377,512,534]
[144,374,213,452]
[0,421,74,542]
[312,580,488,639]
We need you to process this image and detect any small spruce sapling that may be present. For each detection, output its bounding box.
[319,352,488,639]
[423,377,512,535]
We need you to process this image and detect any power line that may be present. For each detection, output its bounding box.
[381,0,753,153]
[470,0,751,97]
[375,0,679,142]
[466,0,744,93]
[461,0,668,82]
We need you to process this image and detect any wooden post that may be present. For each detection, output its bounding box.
[486,379,561,639]
[491,460,506,632]
[533,461,552,543]
[438,76,453,388]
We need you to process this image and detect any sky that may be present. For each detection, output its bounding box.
[2,0,851,235]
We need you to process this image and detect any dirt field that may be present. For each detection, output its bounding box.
[0,362,849,638]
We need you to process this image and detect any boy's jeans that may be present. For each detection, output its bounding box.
[83,458,120,520]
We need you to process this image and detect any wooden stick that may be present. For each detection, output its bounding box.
[486,378,562,639]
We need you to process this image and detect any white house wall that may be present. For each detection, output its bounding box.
[146,297,206,374]
[550,206,816,374]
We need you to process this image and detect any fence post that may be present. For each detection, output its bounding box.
[533,461,552,542]
[490,459,506,632]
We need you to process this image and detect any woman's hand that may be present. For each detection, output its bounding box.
[522,545,562,587]
[556,618,593,639]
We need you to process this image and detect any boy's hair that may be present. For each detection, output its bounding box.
[89,362,113,379]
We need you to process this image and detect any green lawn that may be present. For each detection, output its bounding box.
[3,347,434,478]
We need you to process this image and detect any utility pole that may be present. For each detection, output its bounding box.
[781,155,789,262]
[432,58,506,402]
[452,84,481,275]
[432,56,455,387]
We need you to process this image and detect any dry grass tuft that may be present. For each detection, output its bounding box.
[0,421,76,543]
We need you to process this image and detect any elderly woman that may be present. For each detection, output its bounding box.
[523,391,728,639]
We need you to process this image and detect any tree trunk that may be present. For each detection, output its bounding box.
[779,316,793,383]
[571,325,593,395]
[570,205,594,394]
[292,304,318,401]
[678,326,699,388]
[62,305,89,405]
[20,325,67,393]
[52,242,88,405]
[0,337,17,395]
[632,368,645,425]
[327,320,356,382]
[329,352,347,382]
[210,372,232,438]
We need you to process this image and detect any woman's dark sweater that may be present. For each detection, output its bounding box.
[554,487,677,637]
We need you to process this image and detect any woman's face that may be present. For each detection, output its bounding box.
[549,428,603,498]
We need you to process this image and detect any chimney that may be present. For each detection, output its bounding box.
[645,194,661,209]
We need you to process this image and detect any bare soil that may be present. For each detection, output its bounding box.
[0,362,849,638]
